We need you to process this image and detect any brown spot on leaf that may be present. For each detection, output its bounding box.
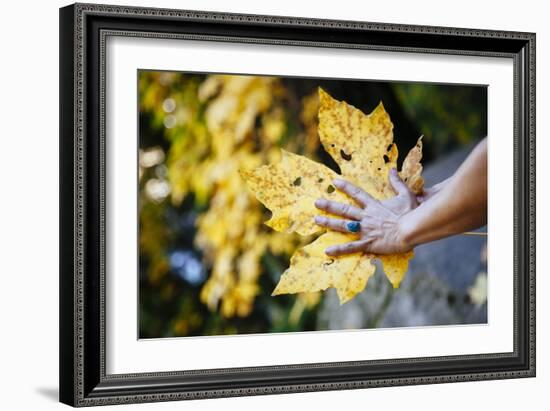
[327,185,335,193]
[340,149,352,161]
[292,177,302,186]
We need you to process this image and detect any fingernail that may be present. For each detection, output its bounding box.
[325,247,335,255]
[333,178,344,187]
[315,199,326,208]
[314,216,324,224]
[390,168,397,176]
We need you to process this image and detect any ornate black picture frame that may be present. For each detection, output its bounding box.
[59,3,535,407]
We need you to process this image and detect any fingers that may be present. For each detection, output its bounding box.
[388,168,410,197]
[333,178,375,207]
[314,215,359,233]
[314,198,363,220]
[325,239,372,256]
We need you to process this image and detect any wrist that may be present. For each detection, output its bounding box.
[396,211,418,251]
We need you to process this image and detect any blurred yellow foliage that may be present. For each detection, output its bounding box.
[192,76,281,317]
[139,72,323,319]
[139,74,319,318]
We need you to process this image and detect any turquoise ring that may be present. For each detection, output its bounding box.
[346,221,361,233]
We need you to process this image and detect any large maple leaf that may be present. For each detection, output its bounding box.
[241,88,424,303]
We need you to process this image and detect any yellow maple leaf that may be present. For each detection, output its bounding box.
[271,231,376,304]
[240,150,349,236]
[242,88,424,303]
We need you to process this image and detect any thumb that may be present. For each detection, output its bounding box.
[388,168,409,196]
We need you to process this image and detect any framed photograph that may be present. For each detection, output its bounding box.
[59,3,535,407]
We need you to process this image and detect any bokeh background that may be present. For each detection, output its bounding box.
[138,71,488,338]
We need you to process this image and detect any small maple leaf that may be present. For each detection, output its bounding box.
[241,88,424,303]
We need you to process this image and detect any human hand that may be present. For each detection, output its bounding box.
[314,168,418,256]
